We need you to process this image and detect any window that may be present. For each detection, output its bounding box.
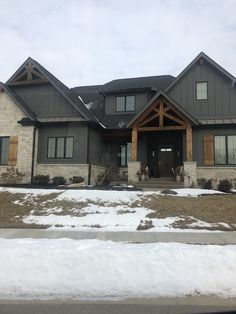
[214,135,236,165]
[0,137,9,165]
[118,143,131,166]
[116,96,135,112]
[196,82,208,100]
[47,137,74,159]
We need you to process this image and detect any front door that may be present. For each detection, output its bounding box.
[158,146,174,176]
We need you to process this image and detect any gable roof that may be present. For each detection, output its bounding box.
[100,75,175,93]
[127,91,199,128]
[165,52,236,93]
[0,82,36,120]
[6,57,99,123]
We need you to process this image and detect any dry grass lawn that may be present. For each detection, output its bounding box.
[139,194,236,231]
[0,190,235,230]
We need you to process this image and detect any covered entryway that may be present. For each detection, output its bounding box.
[127,92,198,181]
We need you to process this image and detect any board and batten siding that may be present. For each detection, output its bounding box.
[37,123,88,164]
[167,61,236,119]
[105,92,149,115]
[12,84,81,118]
[88,127,107,166]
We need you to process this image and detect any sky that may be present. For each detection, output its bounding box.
[0,0,236,87]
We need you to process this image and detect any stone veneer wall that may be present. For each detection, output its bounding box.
[183,161,197,187]
[0,92,34,183]
[35,164,107,185]
[90,165,108,185]
[128,161,141,185]
[35,164,90,184]
[197,167,236,188]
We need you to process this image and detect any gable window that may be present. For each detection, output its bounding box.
[196,82,208,100]
[47,137,74,159]
[214,135,236,165]
[118,142,131,166]
[116,96,135,112]
[0,137,9,165]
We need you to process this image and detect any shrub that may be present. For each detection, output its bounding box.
[0,167,25,184]
[69,176,84,184]
[197,178,212,189]
[33,175,50,185]
[203,179,212,190]
[218,179,232,193]
[197,178,206,188]
[52,176,66,186]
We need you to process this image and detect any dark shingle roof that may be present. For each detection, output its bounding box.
[100,75,175,92]
[71,85,105,121]
[101,114,135,129]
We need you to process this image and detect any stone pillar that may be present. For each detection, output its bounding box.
[128,161,141,185]
[183,161,197,187]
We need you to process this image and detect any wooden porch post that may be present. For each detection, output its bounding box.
[186,125,193,161]
[131,128,138,161]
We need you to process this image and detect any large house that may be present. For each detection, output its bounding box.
[0,52,236,187]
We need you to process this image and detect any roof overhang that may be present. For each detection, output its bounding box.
[128,91,199,129]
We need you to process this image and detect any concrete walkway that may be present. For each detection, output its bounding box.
[0,229,236,244]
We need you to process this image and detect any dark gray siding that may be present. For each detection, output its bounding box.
[193,125,236,166]
[13,84,81,118]
[167,62,236,119]
[105,92,149,115]
[137,133,148,164]
[37,123,88,164]
[88,128,106,166]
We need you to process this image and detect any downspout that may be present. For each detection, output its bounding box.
[87,127,91,185]
[31,126,37,184]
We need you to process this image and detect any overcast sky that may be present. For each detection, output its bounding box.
[0,0,236,87]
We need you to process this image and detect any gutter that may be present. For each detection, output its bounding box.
[31,126,37,184]
[86,127,91,185]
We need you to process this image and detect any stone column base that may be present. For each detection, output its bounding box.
[184,161,197,187]
[128,161,141,185]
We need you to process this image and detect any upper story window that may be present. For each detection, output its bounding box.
[0,137,9,165]
[196,82,208,100]
[214,135,236,165]
[116,96,135,112]
[47,137,74,159]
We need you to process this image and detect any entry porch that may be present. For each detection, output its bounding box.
[127,92,198,187]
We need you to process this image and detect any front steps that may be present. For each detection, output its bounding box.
[136,177,184,190]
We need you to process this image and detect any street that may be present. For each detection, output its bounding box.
[0,298,236,314]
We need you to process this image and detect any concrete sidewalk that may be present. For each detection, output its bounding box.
[0,229,236,244]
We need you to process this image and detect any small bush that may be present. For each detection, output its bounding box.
[1,167,25,184]
[52,176,66,186]
[197,178,206,188]
[197,178,212,189]
[33,175,50,185]
[218,179,232,193]
[69,176,84,183]
[203,179,212,190]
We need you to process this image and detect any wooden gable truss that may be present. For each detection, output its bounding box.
[8,61,48,86]
[130,97,193,162]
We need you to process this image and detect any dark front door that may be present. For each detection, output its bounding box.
[158,146,174,176]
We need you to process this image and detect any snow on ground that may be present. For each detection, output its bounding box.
[0,238,235,300]
[0,187,227,231]
[56,189,156,204]
[24,205,152,231]
[172,188,224,197]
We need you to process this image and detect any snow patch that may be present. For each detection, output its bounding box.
[0,239,235,299]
